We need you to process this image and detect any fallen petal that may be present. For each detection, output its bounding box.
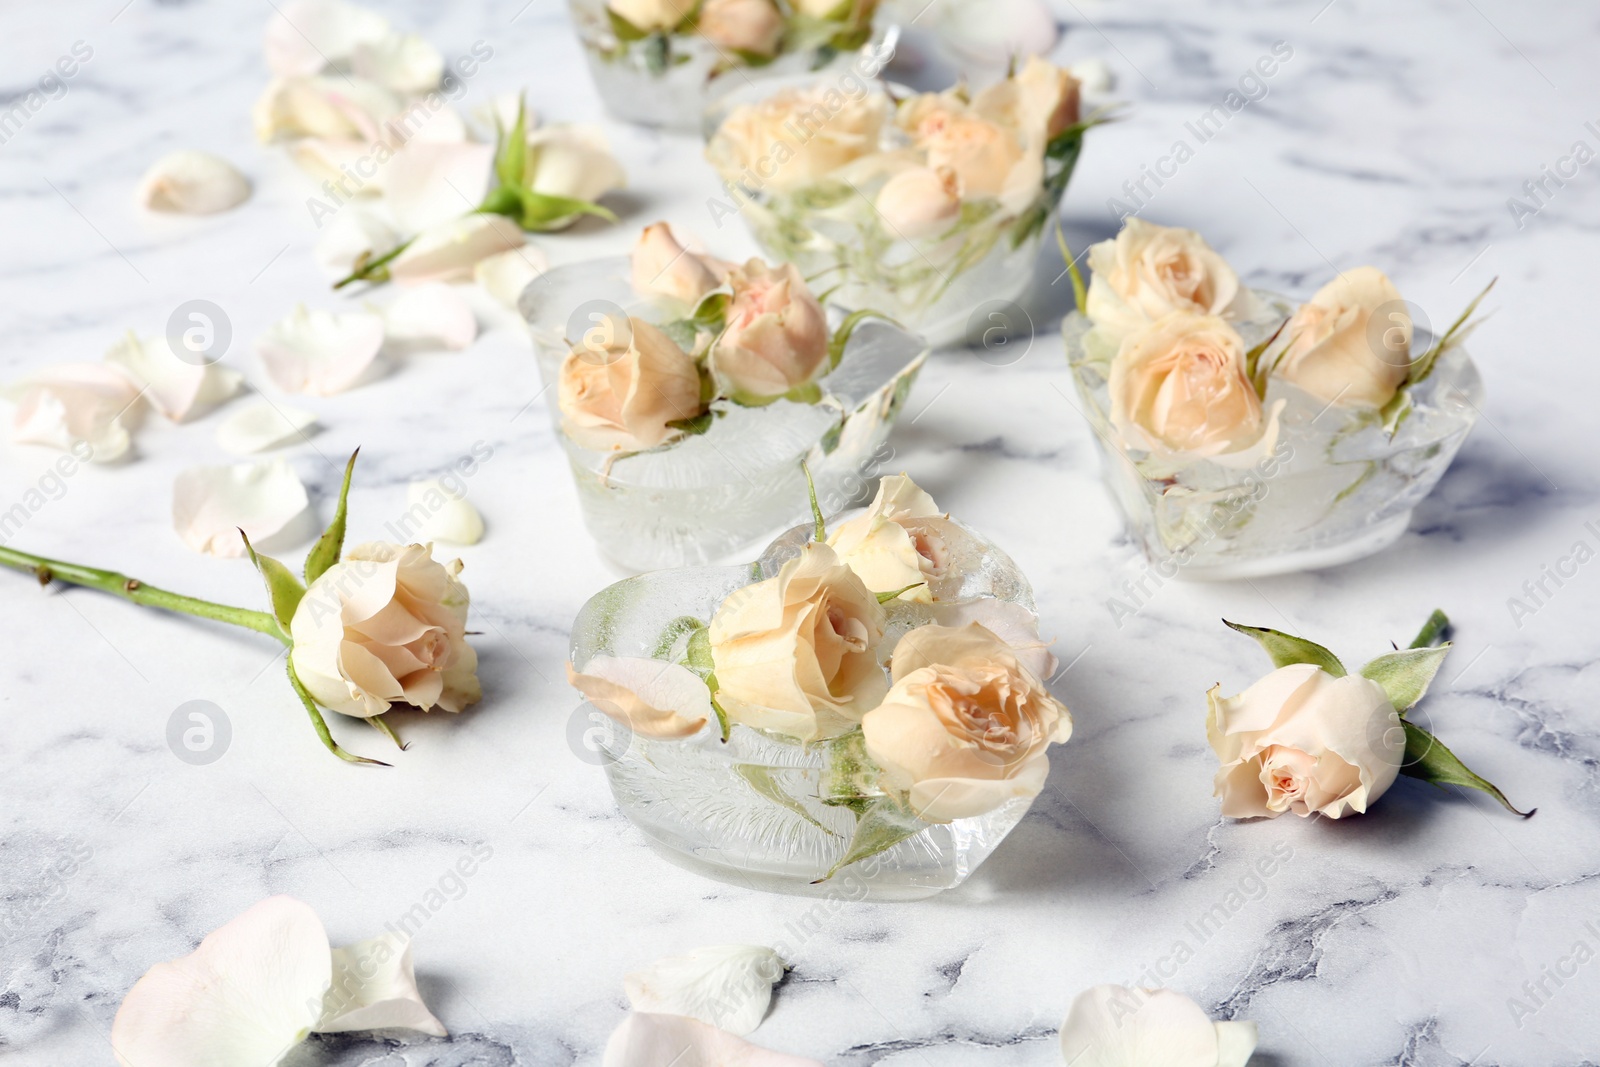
[404,479,485,544]
[110,896,331,1067]
[264,0,390,78]
[384,284,478,351]
[1059,985,1245,1067]
[315,932,447,1037]
[942,0,1058,64]
[351,29,444,94]
[603,1013,822,1067]
[257,305,385,396]
[138,151,252,215]
[313,207,402,280]
[389,214,525,286]
[254,75,401,143]
[473,246,548,310]
[384,140,495,232]
[1071,57,1117,94]
[105,331,243,423]
[624,945,785,1037]
[173,460,310,557]
[215,402,319,454]
[2,363,144,461]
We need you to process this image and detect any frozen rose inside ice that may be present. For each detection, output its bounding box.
[698,0,785,56]
[1272,265,1411,409]
[631,222,735,308]
[710,261,830,399]
[558,315,705,451]
[827,473,948,602]
[1086,218,1245,335]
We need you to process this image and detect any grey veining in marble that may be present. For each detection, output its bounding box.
[2,1,1598,1064]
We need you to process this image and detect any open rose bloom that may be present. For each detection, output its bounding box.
[1065,218,1486,581]
[523,226,927,572]
[564,474,1070,899]
[706,57,1103,346]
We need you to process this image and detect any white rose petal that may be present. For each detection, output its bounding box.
[290,137,386,195]
[942,0,1058,64]
[351,30,444,94]
[2,363,144,461]
[315,933,447,1037]
[405,479,485,544]
[173,460,310,557]
[624,945,786,1037]
[567,656,713,740]
[137,152,252,215]
[473,246,548,310]
[257,305,386,396]
[313,207,402,280]
[603,1013,822,1067]
[110,897,331,1067]
[264,0,391,78]
[1058,985,1257,1067]
[105,331,243,423]
[215,402,318,455]
[384,284,478,351]
[385,140,495,233]
[389,214,525,287]
[254,75,401,143]
[1070,57,1117,94]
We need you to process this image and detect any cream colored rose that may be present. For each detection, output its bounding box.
[1208,663,1403,819]
[1271,266,1410,409]
[558,316,705,452]
[631,222,735,308]
[1109,313,1275,462]
[709,543,888,742]
[289,541,480,718]
[1085,218,1246,336]
[972,55,1081,145]
[710,261,831,399]
[872,166,961,240]
[608,0,687,33]
[699,0,784,56]
[903,100,1025,201]
[827,474,948,603]
[707,85,884,191]
[862,623,1071,822]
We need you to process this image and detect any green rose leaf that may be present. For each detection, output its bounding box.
[816,795,926,882]
[241,533,304,632]
[736,764,835,834]
[303,449,358,586]
[1223,620,1346,677]
[828,308,898,371]
[1361,645,1451,711]
[1400,721,1532,818]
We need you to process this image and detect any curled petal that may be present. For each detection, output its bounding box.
[257,305,386,396]
[384,284,478,351]
[172,460,310,558]
[253,75,401,143]
[385,141,495,233]
[2,363,144,461]
[566,657,712,739]
[264,0,390,77]
[315,932,446,1037]
[405,479,486,544]
[603,1013,822,1067]
[105,331,243,423]
[138,151,252,215]
[1059,985,1255,1067]
[313,207,402,280]
[215,402,319,455]
[930,599,1058,681]
[624,945,786,1036]
[389,215,525,287]
[110,896,331,1067]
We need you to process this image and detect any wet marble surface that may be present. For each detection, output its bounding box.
[2,1,1598,1064]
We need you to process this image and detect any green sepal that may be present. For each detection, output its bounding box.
[368,713,407,750]
[1054,223,1087,313]
[240,532,303,634]
[1400,721,1531,817]
[828,308,898,371]
[1361,644,1451,712]
[876,583,924,604]
[815,796,925,882]
[287,660,389,766]
[479,187,617,233]
[304,449,358,586]
[652,615,706,660]
[606,8,650,41]
[802,458,825,542]
[494,96,528,191]
[1409,609,1451,650]
[1223,620,1346,676]
[667,411,716,437]
[685,624,714,672]
[1245,318,1290,397]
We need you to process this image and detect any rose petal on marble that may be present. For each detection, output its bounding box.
[313,207,402,280]
[1070,57,1116,94]
[314,932,446,1037]
[215,402,319,454]
[472,246,548,310]
[110,896,331,1067]
[1,363,144,461]
[350,30,444,94]
[1058,985,1254,1067]
[173,460,310,557]
[389,214,525,287]
[623,945,786,1037]
[930,600,1058,681]
[254,75,401,143]
[105,331,243,423]
[257,305,386,396]
[941,0,1057,64]
[384,140,495,233]
[603,1013,822,1067]
[264,0,390,78]
[137,151,252,215]
[404,479,485,544]
[384,283,478,351]
[566,657,712,740]
[291,137,387,196]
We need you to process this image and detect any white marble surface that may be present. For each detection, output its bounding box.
[3,1,1599,1064]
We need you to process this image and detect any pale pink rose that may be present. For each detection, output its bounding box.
[906,102,1025,201]
[707,85,884,191]
[698,0,785,56]
[710,261,831,399]
[1272,266,1411,409]
[631,222,736,308]
[558,316,705,452]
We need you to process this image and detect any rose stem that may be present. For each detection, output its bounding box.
[1408,609,1451,649]
[0,546,287,644]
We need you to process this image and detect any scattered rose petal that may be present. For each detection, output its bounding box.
[215,402,318,454]
[624,946,785,1037]
[1071,57,1116,94]
[384,284,478,351]
[1058,986,1257,1067]
[941,0,1058,64]
[389,215,525,286]
[2,363,144,461]
[314,207,402,280]
[603,1013,822,1067]
[315,932,447,1037]
[173,460,309,557]
[404,479,486,544]
[105,331,243,423]
[257,305,385,396]
[110,897,331,1067]
[290,137,387,196]
[264,0,390,78]
[138,151,252,215]
[351,30,444,95]
[473,246,548,309]
[384,140,495,232]
[253,75,401,143]
[567,657,713,740]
